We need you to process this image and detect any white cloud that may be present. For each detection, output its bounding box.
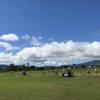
[0,52,13,64]
[0,40,100,66]
[0,41,19,51]
[15,40,100,66]
[0,33,19,41]
[21,35,30,40]
[31,36,43,46]
[21,35,43,46]
[0,52,19,65]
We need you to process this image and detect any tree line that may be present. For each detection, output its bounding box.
[0,63,99,71]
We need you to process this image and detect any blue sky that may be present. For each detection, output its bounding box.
[0,0,100,65]
[0,0,100,41]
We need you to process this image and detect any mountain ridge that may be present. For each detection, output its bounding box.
[79,60,100,66]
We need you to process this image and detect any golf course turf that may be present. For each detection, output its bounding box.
[0,69,99,100]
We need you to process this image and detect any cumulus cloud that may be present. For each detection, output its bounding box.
[0,33,19,41]
[0,41,19,51]
[0,52,13,64]
[15,40,100,66]
[0,40,100,66]
[0,52,20,65]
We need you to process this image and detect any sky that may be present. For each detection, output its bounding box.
[0,0,100,66]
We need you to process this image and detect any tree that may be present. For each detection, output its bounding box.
[8,64,18,71]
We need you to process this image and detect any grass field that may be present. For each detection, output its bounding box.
[0,69,100,100]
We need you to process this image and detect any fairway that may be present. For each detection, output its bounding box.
[0,70,99,100]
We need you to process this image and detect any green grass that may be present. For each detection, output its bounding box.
[0,69,100,100]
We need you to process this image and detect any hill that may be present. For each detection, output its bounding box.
[80,60,100,66]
